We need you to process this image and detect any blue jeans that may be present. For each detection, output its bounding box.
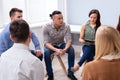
[78,45,95,66]
[44,43,75,76]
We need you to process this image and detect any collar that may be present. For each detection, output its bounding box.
[101,54,120,60]
[51,22,65,30]
[13,43,29,51]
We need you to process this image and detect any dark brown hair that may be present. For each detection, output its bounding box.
[9,8,23,17]
[10,19,30,42]
[89,9,101,30]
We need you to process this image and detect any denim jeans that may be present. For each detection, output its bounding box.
[78,45,95,66]
[44,43,75,76]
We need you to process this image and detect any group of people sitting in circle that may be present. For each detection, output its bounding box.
[0,7,120,80]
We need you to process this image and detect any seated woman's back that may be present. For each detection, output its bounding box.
[82,26,120,80]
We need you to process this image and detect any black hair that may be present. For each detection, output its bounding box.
[49,10,62,19]
[10,19,30,43]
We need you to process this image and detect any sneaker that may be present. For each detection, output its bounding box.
[47,75,54,80]
[68,74,77,80]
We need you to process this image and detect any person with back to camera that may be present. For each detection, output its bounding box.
[82,26,120,80]
[116,15,120,33]
[43,10,77,80]
[71,9,101,72]
[0,19,44,80]
[0,8,43,60]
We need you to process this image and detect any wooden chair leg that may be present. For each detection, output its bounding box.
[57,55,67,76]
[45,54,67,77]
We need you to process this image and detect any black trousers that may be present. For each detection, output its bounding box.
[31,50,43,61]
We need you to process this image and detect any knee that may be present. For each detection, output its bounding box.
[68,46,75,53]
[67,46,75,56]
[44,48,51,57]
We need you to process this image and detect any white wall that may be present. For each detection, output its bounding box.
[0,1,3,28]
[1,0,26,26]
[67,0,120,26]
[58,0,67,23]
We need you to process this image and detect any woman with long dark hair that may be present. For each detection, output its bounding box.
[72,9,101,72]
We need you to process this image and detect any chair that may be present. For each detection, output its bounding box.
[52,53,67,75]
[45,53,67,77]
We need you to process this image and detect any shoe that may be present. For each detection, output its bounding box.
[47,75,54,80]
[71,64,80,72]
[68,74,77,80]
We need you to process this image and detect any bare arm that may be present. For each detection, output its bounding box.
[45,43,64,55]
[63,41,71,51]
[79,24,86,44]
[45,43,58,52]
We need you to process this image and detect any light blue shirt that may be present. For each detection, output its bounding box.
[0,23,40,55]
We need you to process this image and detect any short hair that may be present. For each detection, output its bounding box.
[95,26,120,60]
[9,8,23,17]
[49,10,62,19]
[10,19,30,43]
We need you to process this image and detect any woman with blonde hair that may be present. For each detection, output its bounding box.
[82,26,120,80]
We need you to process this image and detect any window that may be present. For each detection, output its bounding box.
[0,0,58,28]
[26,0,58,24]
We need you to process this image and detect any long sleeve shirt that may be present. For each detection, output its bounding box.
[0,43,44,80]
[0,23,40,55]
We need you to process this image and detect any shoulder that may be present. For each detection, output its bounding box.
[63,22,70,27]
[84,61,95,68]
[84,60,101,70]
[1,23,10,35]
[81,24,86,30]
[44,22,52,27]
[43,22,52,30]
[81,24,86,27]
[61,23,70,30]
[81,21,90,30]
